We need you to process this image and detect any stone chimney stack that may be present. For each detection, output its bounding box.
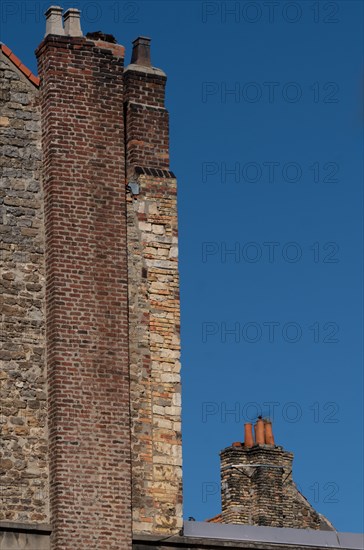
[36,7,131,549]
[217,420,333,529]
[220,420,293,527]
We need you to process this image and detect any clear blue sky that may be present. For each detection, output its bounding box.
[2,0,363,533]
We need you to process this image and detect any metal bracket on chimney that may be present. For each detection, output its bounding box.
[126,182,140,196]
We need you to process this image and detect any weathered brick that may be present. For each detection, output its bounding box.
[2,22,183,548]
[220,440,323,529]
[36,34,131,550]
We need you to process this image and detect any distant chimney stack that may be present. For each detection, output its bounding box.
[63,8,83,37]
[218,421,326,529]
[45,5,64,36]
[130,36,152,67]
[220,420,292,527]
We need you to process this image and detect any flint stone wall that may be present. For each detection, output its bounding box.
[0,53,48,524]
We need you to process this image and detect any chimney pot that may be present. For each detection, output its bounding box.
[232,441,242,448]
[264,419,275,445]
[64,8,83,37]
[131,36,152,67]
[254,418,265,445]
[45,5,64,37]
[244,423,254,448]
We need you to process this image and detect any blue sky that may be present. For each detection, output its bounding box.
[2,0,363,533]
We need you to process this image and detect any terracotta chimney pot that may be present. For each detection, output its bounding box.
[244,423,254,448]
[254,418,265,445]
[264,420,275,445]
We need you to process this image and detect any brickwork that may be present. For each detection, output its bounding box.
[250,448,284,527]
[0,52,48,523]
[36,35,132,549]
[124,67,170,177]
[127,174,182,535]
[125,47,182,535]
[284,479,321,529]
[2,18,183,541]
[220,443,322,529]
[1,14,335,543]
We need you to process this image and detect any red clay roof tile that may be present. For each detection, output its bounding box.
[1,44,12,57]
[9,52,22,67]
[29,74,40,86]
[206,514,223,523]
[0,43,40,87]
[18,63,32,78]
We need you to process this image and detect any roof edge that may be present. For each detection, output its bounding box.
[0,43,40,87]
[183,521,364,550]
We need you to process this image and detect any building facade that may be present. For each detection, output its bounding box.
[0,6,363,550]
[1,6,181,549]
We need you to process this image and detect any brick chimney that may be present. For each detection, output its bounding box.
[36,7,131,549]
[123,36,170,178]
[34,4,182,545]
[124,36,182,536]
[220,419,293,527]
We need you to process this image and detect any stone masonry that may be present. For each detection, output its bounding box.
[127,171,182,535]
[0,48,49,524]
[1,5,182,548]
[124,38,182,536]
[218,420,333,530]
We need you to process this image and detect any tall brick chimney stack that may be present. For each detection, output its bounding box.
[124,34,182,536]
[124,36,170,177]
[36,7,131,549]
[33,3,182,545]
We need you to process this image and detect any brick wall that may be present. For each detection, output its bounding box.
[0,52,49,524]
[124,66,170,177]
[36,35,132,549]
